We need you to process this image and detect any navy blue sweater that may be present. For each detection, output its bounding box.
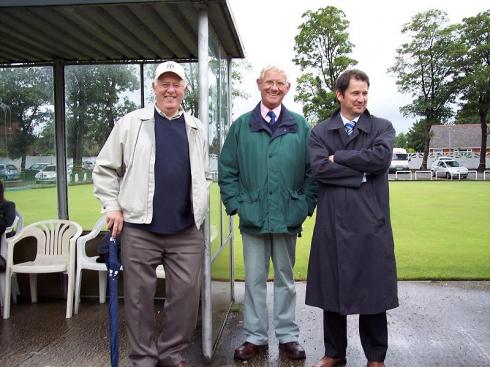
[127,111,194,234]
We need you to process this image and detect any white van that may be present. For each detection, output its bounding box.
[389,148,410,172]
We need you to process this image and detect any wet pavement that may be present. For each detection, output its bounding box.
[1,281,490,367]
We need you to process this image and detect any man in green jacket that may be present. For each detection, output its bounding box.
[219,65,317,361]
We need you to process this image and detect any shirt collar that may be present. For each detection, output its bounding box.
[340,113,360,126]
[154,104,184,120]
[260,102,282,123]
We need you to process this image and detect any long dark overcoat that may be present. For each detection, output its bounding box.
[305,109,399,315]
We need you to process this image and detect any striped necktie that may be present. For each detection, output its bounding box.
[345,121,356,135]
[267,110,276,127]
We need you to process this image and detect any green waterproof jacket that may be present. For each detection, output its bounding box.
[218,103,317,235]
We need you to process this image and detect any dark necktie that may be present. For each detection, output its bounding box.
[267,110,276,127]
[345,121,356,135]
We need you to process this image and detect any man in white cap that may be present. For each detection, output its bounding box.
[93,61,209,367]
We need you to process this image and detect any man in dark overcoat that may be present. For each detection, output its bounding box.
[306,69,398,367]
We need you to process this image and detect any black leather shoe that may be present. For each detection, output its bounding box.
[278,341,306,360]
[234,341,268,360]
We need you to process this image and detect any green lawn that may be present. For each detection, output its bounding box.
[6,181,490,280]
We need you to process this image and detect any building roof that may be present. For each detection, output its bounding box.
[0,0,245,65]
[429,124,490,149]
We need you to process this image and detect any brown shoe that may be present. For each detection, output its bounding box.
[279,341,306,360]
[313,356,347,367]
[367,362,385,367]
[234,341,268,361]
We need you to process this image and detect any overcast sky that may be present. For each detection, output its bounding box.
[227,0,488,134]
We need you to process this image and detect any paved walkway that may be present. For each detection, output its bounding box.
[209,281,490,367]
[1,281,489,366]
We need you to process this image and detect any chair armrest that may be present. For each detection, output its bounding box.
[76,216,106,258]
[5,216,19,236]
[5,227,35,265]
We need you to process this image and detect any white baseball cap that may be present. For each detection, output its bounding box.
[154,61,186,82]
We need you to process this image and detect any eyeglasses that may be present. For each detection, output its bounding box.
[262,80,288,89]
[156,81,185,89]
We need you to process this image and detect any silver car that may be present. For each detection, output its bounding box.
[431,159,468,179]
[35,164,57,184]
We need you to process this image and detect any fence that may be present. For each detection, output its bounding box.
[391,169,489,181]
[408,152,490,170]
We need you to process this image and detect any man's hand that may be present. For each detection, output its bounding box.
[328,155,335,162]
[106,210,124,238]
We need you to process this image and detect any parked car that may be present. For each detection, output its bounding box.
[35,164,57,184]
[430,159,468,179]
[0,163,20,181]
[431,156,453,164]
[389,148,410,172]
[23,162,50,179]
[82,160,95,170]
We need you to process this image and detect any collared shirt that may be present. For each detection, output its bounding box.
[339,113,360,127]
[339,113,367,182]
[154,103,183,120]
[260,102,282,124]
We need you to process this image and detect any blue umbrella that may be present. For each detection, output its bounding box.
[106,237,121,367]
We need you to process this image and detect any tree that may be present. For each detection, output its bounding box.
[293,6,357,124]
[65,64,138,171]
[394,132,408,149]
[0,67,53,169]
[231,59,252,101]
[454,11,490,171]
[389,10,459,168]
[406,120,428,152]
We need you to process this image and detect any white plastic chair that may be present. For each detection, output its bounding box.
[3,219,83,319]
[74,216,165,314]
[0,210,23,307]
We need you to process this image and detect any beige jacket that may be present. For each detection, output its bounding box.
[93,106,210,229]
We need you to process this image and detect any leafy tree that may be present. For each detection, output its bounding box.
[454,10,490,171]
[406,120,429,152]
[231,59,252,102]
[65,64,138,171]
[455,108,489,124]
[389,10,459,168]
[394,132,408,149]
[0,67,53,169]
[182,63,199,116]
[34,119,55,155]
[293,6,357,124]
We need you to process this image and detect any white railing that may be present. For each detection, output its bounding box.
[395,171,412,180]
[467,170,478,180]
[414,170,432,180]
[389,169,489,181]
[432,171,466,180]
[447,172,467,180]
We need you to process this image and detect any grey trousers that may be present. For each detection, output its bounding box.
[122,225,204,367]
[242,232,299,345]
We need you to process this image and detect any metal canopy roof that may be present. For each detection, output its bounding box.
[0,0,245,65]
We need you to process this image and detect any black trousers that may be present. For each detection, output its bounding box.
[323,310,388,362]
